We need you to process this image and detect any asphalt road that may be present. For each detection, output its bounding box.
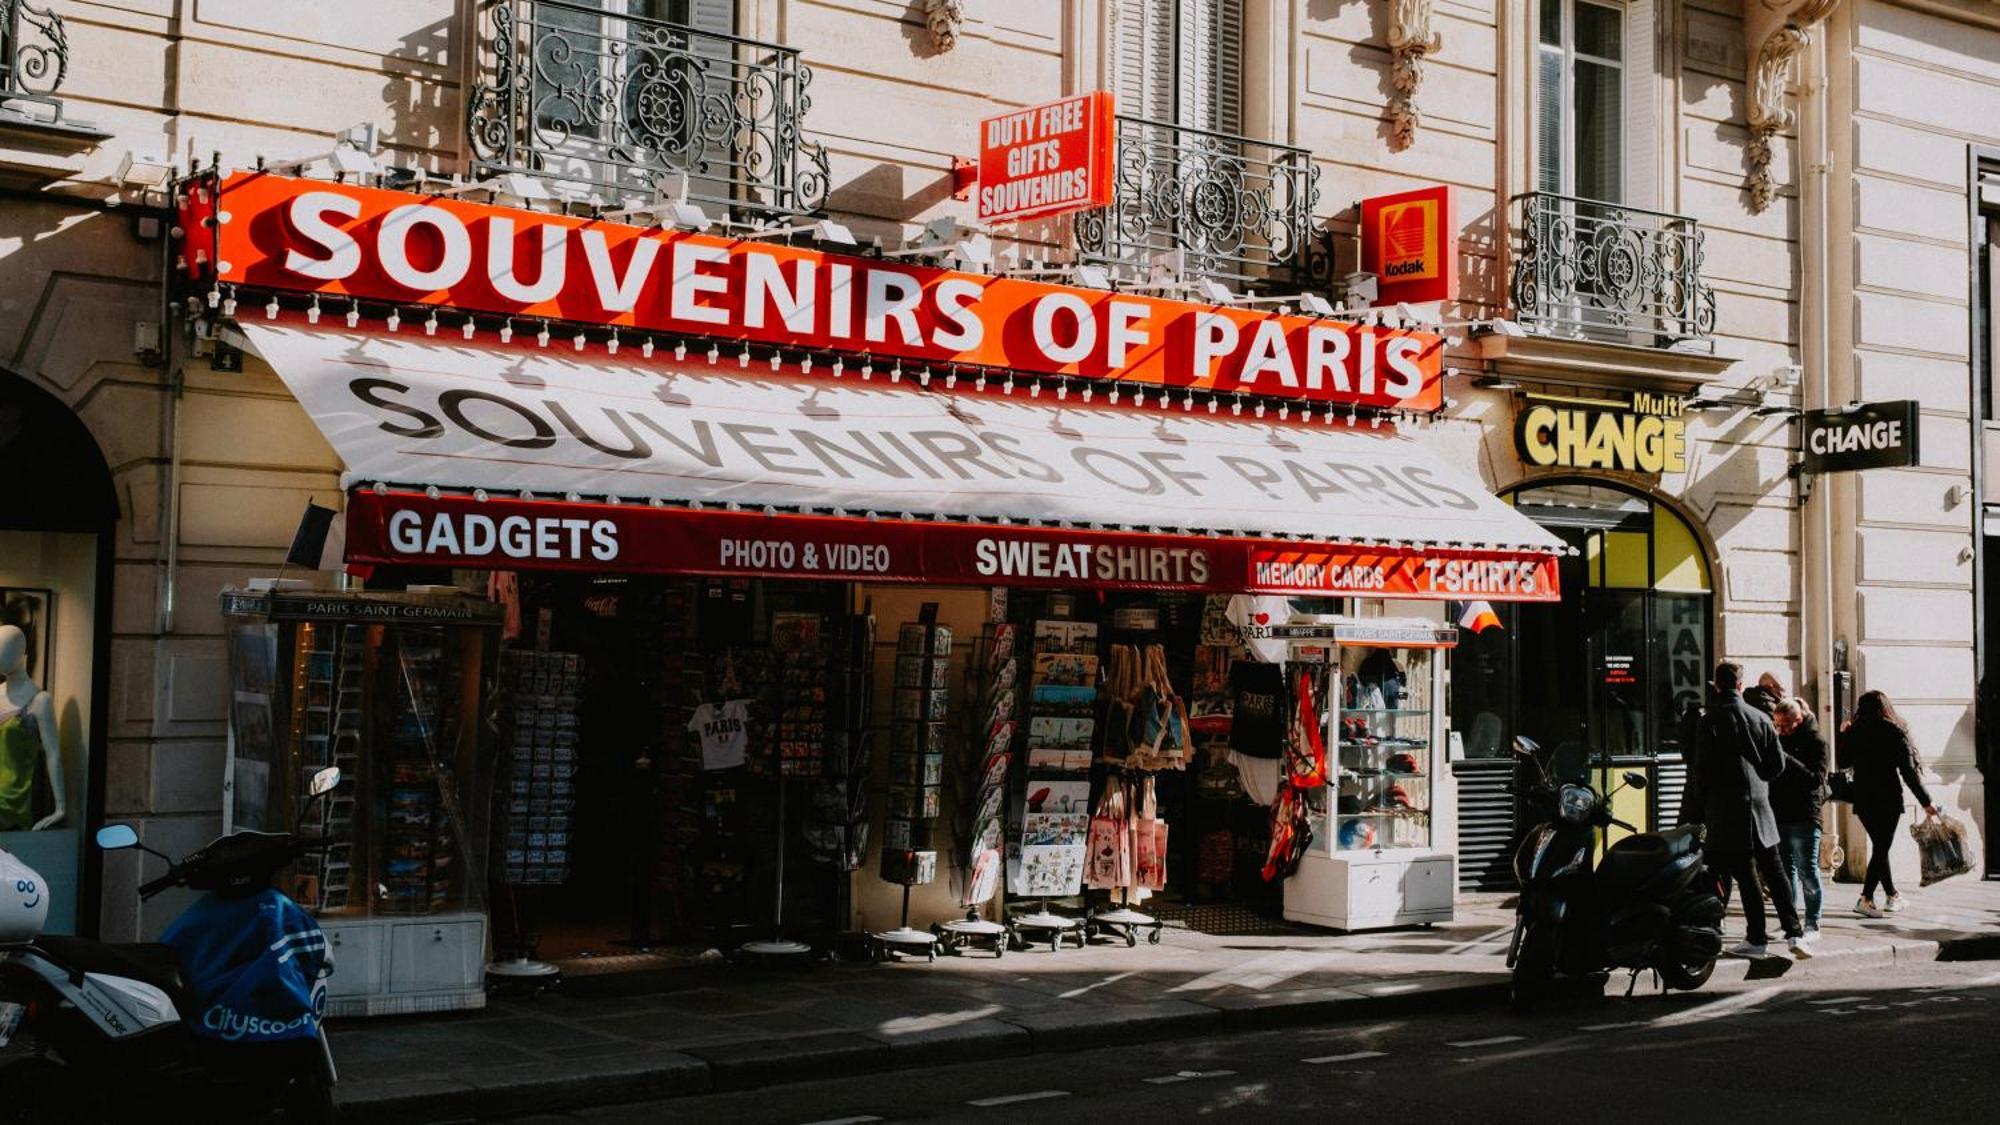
[494,959,2000,1125]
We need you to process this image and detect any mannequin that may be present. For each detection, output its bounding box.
[0,624,63,831]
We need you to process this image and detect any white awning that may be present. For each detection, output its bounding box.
[235,322,1562,554]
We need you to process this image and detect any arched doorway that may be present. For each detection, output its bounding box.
[0,369,117,936]
[1451,479,1715,891]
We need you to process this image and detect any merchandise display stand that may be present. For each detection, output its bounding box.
[486,886,561,990]
[934,910,1008,957]
[1087,888,1163,947]
[871,611,950,963]
[741,771,812,960]
[1004,607,1096,951]
[941,596,1014,959]
[1007,898,1085,952]
[1282,616,1458,931]
[871,882,939,962]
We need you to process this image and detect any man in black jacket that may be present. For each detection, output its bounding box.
[1698,662,1808,959]
[1772,698,1828,941]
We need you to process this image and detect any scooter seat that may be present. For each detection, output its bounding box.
[1597,826,1703,899]
[34,935,193,1013]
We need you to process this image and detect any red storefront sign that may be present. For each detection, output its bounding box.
[976,91,1116,224]
[345,490,1560,601]
[204,172,1444,410]
[1361,184,1456,306]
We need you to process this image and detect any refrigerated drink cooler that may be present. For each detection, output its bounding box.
[221,585,500,1016]
[1281,616,1458,931]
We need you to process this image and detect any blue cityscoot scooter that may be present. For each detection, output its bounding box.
[0,767,341,1123]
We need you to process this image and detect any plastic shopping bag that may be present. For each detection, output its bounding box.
[1911,812,1972,886]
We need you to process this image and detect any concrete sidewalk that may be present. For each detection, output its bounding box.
[334,879,1999,1123]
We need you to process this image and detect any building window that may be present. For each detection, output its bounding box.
[1537,0,1624,203]
[1112,0,1242,133]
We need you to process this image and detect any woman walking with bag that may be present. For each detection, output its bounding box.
[1842,691,1939,917]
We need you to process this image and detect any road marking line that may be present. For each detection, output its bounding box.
[1444,1035,1524,1048]
[1142,1069,1237,1085]
[1578,1021,1647,1031]
[968,1091,1070,1108]
[1650,985,1783,1028]
[1809,996,1867,1005]
[1058,970,1135,1000]
[800,1117,884,1125]
[1303,1050,1387,1064]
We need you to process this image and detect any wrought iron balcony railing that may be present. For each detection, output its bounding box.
[0,0,69,120]
[1075,115,1321,290]
[1510,192,1716,346]
[467,0,830,217]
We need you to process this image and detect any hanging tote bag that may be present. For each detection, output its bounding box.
[1262,782,1313,882]
[1127,647,1192,771]
[1101,645,1140,764]
[1084,776,1132,889]
[1134,776,1169,890]
[1284,666,1330,789]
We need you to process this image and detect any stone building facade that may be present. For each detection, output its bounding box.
[0,0,1983,941]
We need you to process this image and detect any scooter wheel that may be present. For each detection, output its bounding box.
[282,1068,336,1125]
[1657,950,1717,991]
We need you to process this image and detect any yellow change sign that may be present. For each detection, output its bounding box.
[1515,393,1687,474]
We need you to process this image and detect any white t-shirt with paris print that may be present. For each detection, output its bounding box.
[688,699,751,770]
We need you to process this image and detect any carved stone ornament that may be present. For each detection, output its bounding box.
[926,0,966,53]
[1386,0,1442,151]
[1744,1,1841,212]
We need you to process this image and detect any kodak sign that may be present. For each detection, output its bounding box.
[201,172,1445,411]
[1361,185,1455,305]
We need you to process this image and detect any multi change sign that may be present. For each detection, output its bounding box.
[1515,392,1688,474]
[1801,400,1919,474]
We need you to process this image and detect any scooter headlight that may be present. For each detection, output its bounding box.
[1557,784,1596,825]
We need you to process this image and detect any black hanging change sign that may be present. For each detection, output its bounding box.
[1800,400,1920,474]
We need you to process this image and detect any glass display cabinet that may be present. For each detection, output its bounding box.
[1282,616,1457,931]
[221,585,500,1016]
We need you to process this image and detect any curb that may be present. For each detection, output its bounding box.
[333,935,1979,1123]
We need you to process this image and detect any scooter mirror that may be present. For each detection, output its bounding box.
[307,766,342,797]
[95,824,140,851]
[1511,736,1541,757]
[1623,771,1648,791]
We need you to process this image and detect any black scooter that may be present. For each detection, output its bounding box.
[1506,737,1727,1009]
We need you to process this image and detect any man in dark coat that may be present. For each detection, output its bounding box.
[1771,698,1828,938]
[1697,662,1807,959]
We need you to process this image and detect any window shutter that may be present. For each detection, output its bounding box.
[682,0,734,37]
[1622,0,1657,209]
[1535,43,1563,195]
[1178,0,1242,134]
[1113,0,1176,122]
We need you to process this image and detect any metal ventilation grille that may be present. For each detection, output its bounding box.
[1651,754,1689,830]
[1453,759,1517,893]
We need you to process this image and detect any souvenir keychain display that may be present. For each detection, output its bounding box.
[872,609,951,961]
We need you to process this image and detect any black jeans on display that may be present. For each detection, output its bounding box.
[1862,812,1901,900]
[1715,844,1802,945]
